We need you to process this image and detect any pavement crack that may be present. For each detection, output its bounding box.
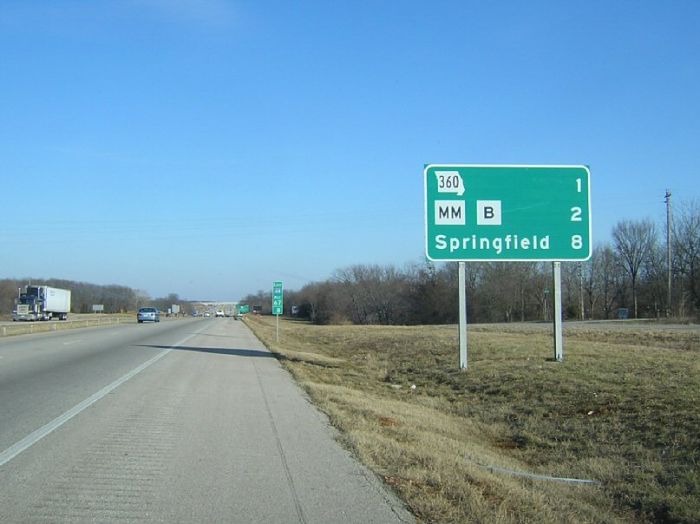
[253,360,308,524]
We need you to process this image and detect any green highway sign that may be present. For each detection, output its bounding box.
[272,281,284,315]
[238,304,250,314]
[424,165,591,261]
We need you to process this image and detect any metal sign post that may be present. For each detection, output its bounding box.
[552,262,563,361]
[458,262,468,370]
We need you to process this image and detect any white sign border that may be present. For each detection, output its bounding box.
[423,164,593,262]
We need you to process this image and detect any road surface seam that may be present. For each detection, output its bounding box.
[253,359,308,524]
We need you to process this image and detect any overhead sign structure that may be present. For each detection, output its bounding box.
[424,165,592,262]
[272,281,284,316]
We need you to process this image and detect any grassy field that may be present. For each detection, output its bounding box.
[244,315,700,523]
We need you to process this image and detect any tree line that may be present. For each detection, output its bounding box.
[3,201,697,325]
[0,278,188,317]
[241,201,700,324]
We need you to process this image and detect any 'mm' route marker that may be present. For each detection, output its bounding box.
[424,164,591,262]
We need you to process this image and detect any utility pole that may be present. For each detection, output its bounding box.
[665,190,673,318]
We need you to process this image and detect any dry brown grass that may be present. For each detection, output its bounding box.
[246,316,700,523]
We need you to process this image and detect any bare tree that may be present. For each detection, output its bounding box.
[477,263,534,322]
[612,219,657,318]
[591,244,625,319]
[582,252,599,319]
[407,262,461,324]
[334,266,374,324]
[673,200,700,316]
[294,281,343,324]
[561,263,581,319]
[641,243,667,318]
[333,264,411,325]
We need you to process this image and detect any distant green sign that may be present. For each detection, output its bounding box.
[238,305,250,314]
[272,281,284,315]
[424,164,591,261]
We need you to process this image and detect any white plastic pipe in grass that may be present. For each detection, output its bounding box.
[469,459,600,485]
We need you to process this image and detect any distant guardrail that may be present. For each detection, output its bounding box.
[0,316,133,338]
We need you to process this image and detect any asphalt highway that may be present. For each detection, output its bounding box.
[0,318,413,523]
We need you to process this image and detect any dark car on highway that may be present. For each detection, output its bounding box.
[137,307,160,323]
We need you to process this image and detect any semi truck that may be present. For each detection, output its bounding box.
[12,285,71,321]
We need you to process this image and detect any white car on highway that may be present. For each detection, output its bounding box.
[137,307,160,323]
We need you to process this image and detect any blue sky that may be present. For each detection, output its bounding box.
[1,1,698,300]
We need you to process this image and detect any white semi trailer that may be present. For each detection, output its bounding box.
[12,285,71,321]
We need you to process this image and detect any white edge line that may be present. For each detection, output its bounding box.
[0,326,205,467]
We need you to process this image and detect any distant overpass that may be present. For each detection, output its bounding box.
[190,302,239,306]
[189,301,239,314]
